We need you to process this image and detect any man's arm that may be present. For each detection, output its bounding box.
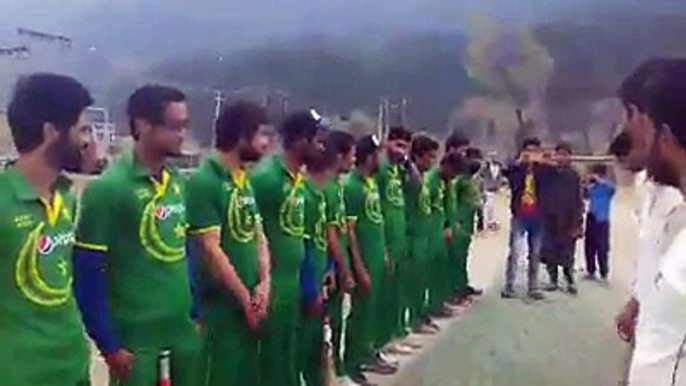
[73,180,120,355]
[255,218,271,317]
[346,220,371,292]
[256,218,271,285]
[186,174,255,315]
[74,180,135,381]
[324,184,354,290]
[195,231,253,308]
[344,180,371,292]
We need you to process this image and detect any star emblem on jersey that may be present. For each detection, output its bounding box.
[174,223,186,238]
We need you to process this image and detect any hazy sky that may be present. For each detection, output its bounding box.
[1,0,684,60]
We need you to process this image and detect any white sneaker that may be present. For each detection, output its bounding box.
[377,351,400,366]
[386,343,414,355]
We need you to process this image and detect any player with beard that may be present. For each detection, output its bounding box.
[74,85,202,385]
[186,102,272,386]
[608,61,686,385]
[320,130,357,383]
[406,134,440,334]
[628,61,686,385]
[251,111,322,386]
[374,126,414,356]
[0,74,93,385]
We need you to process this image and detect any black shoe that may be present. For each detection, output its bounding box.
[501,287,516,299]
[567,284,578,295]
[466,286,484,296]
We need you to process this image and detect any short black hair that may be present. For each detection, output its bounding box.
[555,141,573,154]
[411,133,439,158]
[214,101,268,151]
[355,134,381,166]
[387,126,412,142]
[279,111,321,150]
[521,137,541,150]
[445,131,470,151]
[646,61,686,149]
[127,85,186,138]
[7,73,93,154]
[323,130,356,156]
[618,58,682,113]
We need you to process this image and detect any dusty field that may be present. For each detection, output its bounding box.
[89,190,637,386]
[372,191,637,386]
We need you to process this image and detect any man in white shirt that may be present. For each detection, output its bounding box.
[609,60,685,385]
[613,60,684,341]
[627,60,686,385]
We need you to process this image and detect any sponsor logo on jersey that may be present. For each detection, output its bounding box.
[38,232,75,255]
[155,203,186,220]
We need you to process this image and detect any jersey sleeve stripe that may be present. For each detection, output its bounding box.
[74,241,109,252]
[187,225,221,236]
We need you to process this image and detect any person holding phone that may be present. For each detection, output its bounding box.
[501,137,552,300]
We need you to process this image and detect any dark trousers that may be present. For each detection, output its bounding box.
[476,208,484,232]
[546,265,575,286]
[584,214,610,278]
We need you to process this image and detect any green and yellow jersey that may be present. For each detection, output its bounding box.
[250,154,306,308]
[405,171,432,240]
[186,155,260,308]
[425,168,447,233]
[376,156,407,261]
[303,179,329,291]
[455,175,479,236]
[76,153,194,347]
[344,170,385,282]
[323,176,350,269]
[0,167,89,385]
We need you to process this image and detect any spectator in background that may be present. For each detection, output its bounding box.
[584,164,616,283]
[542,143,584,295]
[480,151,503,231]
[501,137,551,300]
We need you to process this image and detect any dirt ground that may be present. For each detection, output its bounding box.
[90,191,638,386]
[371,190,637,386]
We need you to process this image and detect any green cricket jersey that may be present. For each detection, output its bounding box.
[425,168,447,232]
[405,171,432,238]
[323,177,350,268]
[0,167,89,385]
[76,153,194,347]
[455,176,479,235]
[250,154,306,307]
[186,155,260,308]
[444,178,458,229]
[304,179,329,287]
[376,157,407,261]
[344,170,385,280]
